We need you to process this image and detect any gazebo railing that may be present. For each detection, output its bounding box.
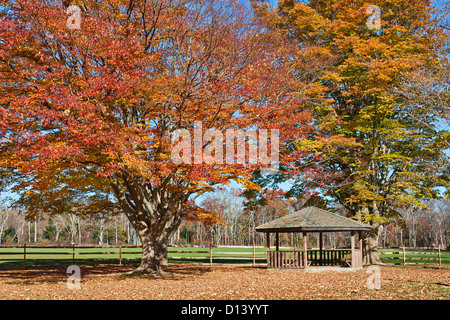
[308,249,352,266]
[267,249,359,268]
[267,250,304,268]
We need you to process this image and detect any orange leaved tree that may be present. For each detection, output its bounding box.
[0,0,319,274]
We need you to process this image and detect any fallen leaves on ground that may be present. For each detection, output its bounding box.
[0,264,448,300]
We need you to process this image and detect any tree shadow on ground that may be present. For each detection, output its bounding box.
[0,263,234,285]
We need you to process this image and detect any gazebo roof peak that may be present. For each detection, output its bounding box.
[255,206,372,233]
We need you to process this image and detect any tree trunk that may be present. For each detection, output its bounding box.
[129,224,178,275]
[78,217,82,244]
[362,223,383,265]
[132,232,168,275]
[99,225,103,246]
[111,174,186,276]
[127,221,131,244]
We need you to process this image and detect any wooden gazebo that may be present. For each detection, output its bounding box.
[255,206,372,269]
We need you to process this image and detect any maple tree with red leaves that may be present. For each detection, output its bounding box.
[0,0,322,274]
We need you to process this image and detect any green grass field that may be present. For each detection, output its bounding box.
[0,246,269,267]
[0,246,448,267]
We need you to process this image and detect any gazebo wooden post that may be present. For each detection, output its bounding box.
[275,233,280,267]
[358,231,362,251]
[358,231,363,268]
[302,232,308,269]
[351,231,355,268]
[319,232,323,266]
[275,232,279,251]
[266,233,270,268]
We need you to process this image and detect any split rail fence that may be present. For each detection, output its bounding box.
[1,245,444,268]
[0,244,269,267]
[380,247,443,266]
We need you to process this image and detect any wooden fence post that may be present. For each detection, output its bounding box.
[23,244,26,267]
[253,242,256,267]
[438,246,441,267]
[209,244,212,266]
[72,244,75,265]
[119,245,122,266]
[402,247,406,266]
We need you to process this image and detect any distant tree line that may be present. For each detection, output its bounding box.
[0,192,449,249]
[0,209,141,246]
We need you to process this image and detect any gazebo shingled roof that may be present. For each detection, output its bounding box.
[255,206,372,233]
